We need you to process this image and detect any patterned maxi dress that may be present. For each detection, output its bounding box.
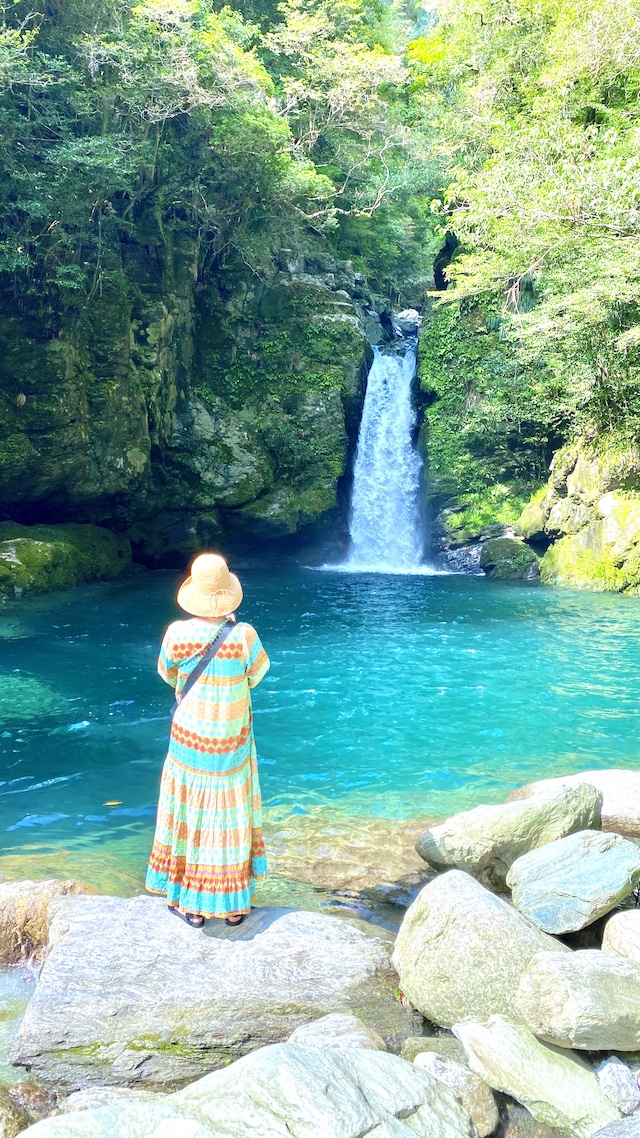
[146,617,270,917]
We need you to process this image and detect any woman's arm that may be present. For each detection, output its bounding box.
[244,625,270,688]
[157,625,179,689]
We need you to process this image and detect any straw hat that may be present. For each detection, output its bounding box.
[176,553,243,619]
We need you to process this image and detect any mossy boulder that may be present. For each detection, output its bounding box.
[517,438,640,594]
[479,538,540,580]
[0,523,132,598]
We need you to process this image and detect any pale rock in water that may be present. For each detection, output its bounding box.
[602,911,640,963]
[453,1016,621,1138]
[509,770,640,837]
[592,1119,640,1138]
[287,1013,387,1051]
[20,1043,477,1138]
[413,1052,499,1138]
[11,897,411,1089]
[595,1058,640,1116]
[391,870,569,1027]
[415,785,601,891]
[516,950,640,1050]
[506,830,640,933]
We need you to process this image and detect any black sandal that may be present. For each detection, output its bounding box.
[168,907,204,928]
[225,914,245,927]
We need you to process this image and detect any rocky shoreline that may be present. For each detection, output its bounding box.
[0,768,640,1136]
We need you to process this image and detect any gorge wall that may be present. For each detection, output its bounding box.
[0,225,373,568]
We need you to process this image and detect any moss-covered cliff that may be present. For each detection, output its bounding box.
[0,230,370,566]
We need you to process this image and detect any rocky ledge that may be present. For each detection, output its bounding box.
[3,765,640,1138]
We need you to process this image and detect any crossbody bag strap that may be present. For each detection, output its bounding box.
[171,620,235,716]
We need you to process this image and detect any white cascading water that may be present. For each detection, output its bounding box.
[344,345,425,572]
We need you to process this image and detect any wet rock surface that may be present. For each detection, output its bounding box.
[414,1051,499,1138]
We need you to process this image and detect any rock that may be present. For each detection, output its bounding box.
[0,524,132,599]
[454,1016,621,1138]
[395,309,423,336]
[496,1099,565,1138]
[12,896,412,1089]
[7,1085,55,1119]
[516,949,640,1050]
[265,809,435,904]
[479,538,540,580]
[0,879,97,965]
[287,1013,387,1051]
[506,830,640,934]
[0,1086,30,1137]
[592,1119,640,1138]
[391,870,569,1027]
[595,1058,640,1115]
[401,1037,469,1065]
[414,1052,499,1137]
[415,784,601,891]
[19,1042,477,1138]
[602,911,640,963]
[508,769,640,837]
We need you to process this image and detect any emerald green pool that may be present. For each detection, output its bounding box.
[1,566,639,892]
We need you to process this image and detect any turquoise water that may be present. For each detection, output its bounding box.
[1,566,640,887]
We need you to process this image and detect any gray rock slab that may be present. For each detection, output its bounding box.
[596,1058,640,1115]
[413,1052,499,1137]
[20,1043,477,1138]
[391,870,569,1028]
[287,1013,387,1051]
[506,830,640,933]
[454,1015,621,1138]
[593,1120,640,1138]
[602,911,640,963]
[11,896,411,1090]
[508,770,640,837]
[416,784,601,891]
[516,949,640,1050]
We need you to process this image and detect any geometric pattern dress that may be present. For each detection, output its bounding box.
[145,616,270,918]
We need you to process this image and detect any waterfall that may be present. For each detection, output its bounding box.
[344,345,426,572]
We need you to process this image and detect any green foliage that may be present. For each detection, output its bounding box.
[414,0,640,449]
[419,299,561,495]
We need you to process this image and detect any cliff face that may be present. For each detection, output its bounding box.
[0,228,369,565]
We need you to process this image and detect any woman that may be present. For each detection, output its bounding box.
[146,553,270,928]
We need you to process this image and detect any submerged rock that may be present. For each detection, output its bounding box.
[391,870,569,1027]
[595,1058,640,1116]
[0,523,131,598]
[415,784,601,891]
[0,1085,31,1137]
[287,1013,387,1051]
[479,538,540,581]
[516,950,640,1050]
[413,1052,499,1138]
[12,896,412,1089]
[508,769,640,837]
[602,911,640,963]
[0,879,96,965]
[21,1042,477,1138]
[454,1016,621,1138]
[506,830,640,933]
